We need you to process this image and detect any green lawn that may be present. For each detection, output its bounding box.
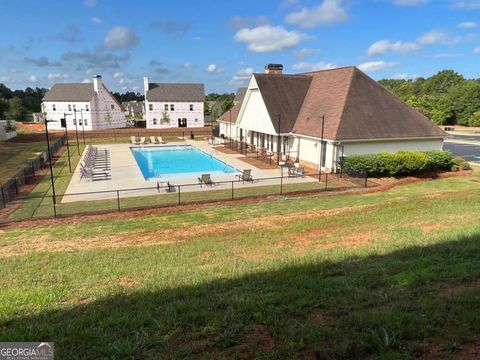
[1,171,480,358]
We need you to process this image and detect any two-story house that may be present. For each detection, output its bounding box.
[144,77,204,129]
[42,75,125,131]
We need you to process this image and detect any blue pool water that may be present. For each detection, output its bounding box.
[131,145,237,180]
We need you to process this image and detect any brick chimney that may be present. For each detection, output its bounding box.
[264,64,283,75]
[93,75,102,93]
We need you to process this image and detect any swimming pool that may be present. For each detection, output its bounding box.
[131,145,238,180]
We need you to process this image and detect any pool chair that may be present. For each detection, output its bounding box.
[139,137,146,145]
[157,136,166,144]
[150,136,158,144]
[130,136,138,145]
[288,166,304,177]
[165,181,176,192]
[198,173,214,187]
[236,169,253,183]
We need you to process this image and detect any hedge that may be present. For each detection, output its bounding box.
[342,150,454,177]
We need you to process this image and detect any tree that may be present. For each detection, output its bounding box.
[221,98,234,114]
[469,112,480,127]
[0,98,8,119]
[5,97,26,121]
[160,110,170,124]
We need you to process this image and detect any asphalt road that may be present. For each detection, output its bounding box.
[443,137,480,163]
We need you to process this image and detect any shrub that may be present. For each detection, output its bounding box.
[451,165,460,172]
[460,162,471,170]
[343,150,453,177]
[452,157,467,166]
[425,150,452,171]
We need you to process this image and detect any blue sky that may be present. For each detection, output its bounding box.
[1,0,480,93]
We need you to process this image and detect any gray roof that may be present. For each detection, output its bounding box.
[146,83,204,102]
[234,87,247,103]
[42,83,95,102]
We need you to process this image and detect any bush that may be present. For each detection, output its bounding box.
[343,150,453,177]
[460,162,471,170]
[452,157,466,166]
[451,165,460,172]
[425,150,452,170]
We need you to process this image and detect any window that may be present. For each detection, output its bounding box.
[150,104,154,111]
[52,104,56,111]
[170,104,174,111]
[79,120,82,126]
[164,104,168,111]
[73,118,76,125]
[189,104,193,111]
[111,104,114,110]
[73,104,76,111]
[68,104,72,111]
[84,119,88,126]
[85,104,89,112]
[194,118,198,123]
[153,118,158,125]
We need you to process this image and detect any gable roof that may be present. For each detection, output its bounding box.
[218,102,241,123]
[234,87,247,103]
[254,73,312,133]
[146,83,204,102]
[42,83,95,102]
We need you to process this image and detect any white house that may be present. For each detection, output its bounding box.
[42,75,126,131]
[232,64,446,171]
[217,88,246,139]
[144,77,204,129]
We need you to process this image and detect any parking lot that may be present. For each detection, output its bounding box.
[444,134,480,164]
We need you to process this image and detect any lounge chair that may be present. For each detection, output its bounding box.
[150,136,158,144]
[198,173,214,187]
[139,137,146,145]
[157,136,166,144]
[288,166,304,177]
[166,181,176,192]
[236,169,253,183]
[130,136,138,145]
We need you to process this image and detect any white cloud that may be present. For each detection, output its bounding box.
[206,64,224,74]
[451,0,480,9]
[113,72,124,78]
[85,68,93,75]
[103,26,139,50]
[82,0,96,7]
[291,61,338,72]
[358,61,397,72]
[391,73,419,80]
[234,25,308,53]
[183,62,194,69]
[285,0,347,28]
[367,40,419,56]
[27,75,38,82]
[47,73,70,81]
[91,17,102,24]
[81,78,91,83]
[474,47,480,54]
[294,48,315,60]
[458,21,477,28]
[392,0,428,5]
[229,67,255,86]
[417,29,474,45]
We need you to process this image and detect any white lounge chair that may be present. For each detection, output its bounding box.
[157,136,166,144]
[131,136,138,145]
[139,137,146,145]
[150,136,158,144]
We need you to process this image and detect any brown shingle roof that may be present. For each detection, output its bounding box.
[234,87,247,103]
[254,73,312,133]
[252,66,446,140]
[146,83,204,102]
[218,102,241,123]
[42,83,95,102]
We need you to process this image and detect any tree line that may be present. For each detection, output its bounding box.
[379,70,480,127]
[0,84,47,121]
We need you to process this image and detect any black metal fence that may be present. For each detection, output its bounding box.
[0,135,66,209]
[2,170,373,222]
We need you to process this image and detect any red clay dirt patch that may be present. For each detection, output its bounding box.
[119,277,141,287]
[439,278,480,298]
[421,223,449,233]
[422,338,480,359]
[212,146,239,155]
[217,324,275,359]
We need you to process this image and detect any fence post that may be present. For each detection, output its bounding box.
[1,187,6,208]
[13,176,18,195]
[231,181,234,200]
[178,185,181,205]
[325,173,328,191]
[280,175,283,195]
[364,172,368,188]
[52,196,57,218]
[32,161,35,177]
[117,190,121,211]
[24,168,28,185]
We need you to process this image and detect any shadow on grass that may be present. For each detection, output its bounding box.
[2,235,480,359]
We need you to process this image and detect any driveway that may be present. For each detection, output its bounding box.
[444,134,480,164]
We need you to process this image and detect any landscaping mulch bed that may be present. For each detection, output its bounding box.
[237,156,278,169]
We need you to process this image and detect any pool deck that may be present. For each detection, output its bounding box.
[62,140,318,203]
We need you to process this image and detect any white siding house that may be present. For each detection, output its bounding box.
[144,77,204,129]
[42,75,126,131]
[232,64,446,171]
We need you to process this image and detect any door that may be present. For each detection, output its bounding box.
[178,118,187,127]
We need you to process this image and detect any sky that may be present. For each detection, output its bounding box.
[1,0,480,94]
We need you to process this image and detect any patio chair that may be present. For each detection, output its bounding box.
[166,181,176,192]
[139,137,146,145]
[130,136,138,145]
[150,136,158,144]
[157,136,166,144]
[198,173,214,187]
[236,169,253,183]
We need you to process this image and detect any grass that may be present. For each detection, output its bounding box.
[0,136,49,184]
[1,171,480,358]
